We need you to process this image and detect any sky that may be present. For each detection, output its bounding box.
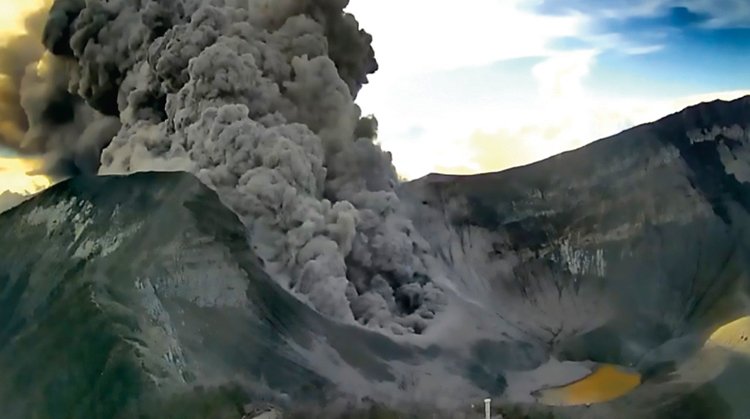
[1,0,750,195]
[0,1,43,35]
[0,0,48,195]
[346,0,750,179]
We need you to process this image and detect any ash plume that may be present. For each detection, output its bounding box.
[41,0,444,334]
[0,4,120,178]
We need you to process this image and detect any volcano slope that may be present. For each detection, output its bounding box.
[0,172,491,419]
[398,95,750,417]
[1,97,750,419]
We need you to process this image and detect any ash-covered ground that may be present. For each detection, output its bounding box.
[1,0,750,418]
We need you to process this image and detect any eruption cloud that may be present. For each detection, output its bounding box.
[39,0,445,334]
[0,2,120,178]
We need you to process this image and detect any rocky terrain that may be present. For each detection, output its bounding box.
[2,97,750,418]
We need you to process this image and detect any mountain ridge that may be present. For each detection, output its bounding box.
[3,96,750,417]
[422,95,750,182]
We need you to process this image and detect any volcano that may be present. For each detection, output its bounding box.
[2,97,750,418]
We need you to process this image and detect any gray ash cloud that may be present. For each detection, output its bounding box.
[37,0,444,334]
[0,4,120,178]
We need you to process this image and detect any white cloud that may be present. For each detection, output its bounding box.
[345,1,750,180]
[445,88,750,176]
[437,30,750,175]
[387,45,750,179]
[598,0,668,19]
[622,44,665,55]
[346,0,584,80]
[532,49,596,102]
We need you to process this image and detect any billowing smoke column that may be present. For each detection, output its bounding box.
[0,3,120,177]
[42,0,444,334]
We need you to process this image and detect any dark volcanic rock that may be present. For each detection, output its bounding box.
[0,173,472,418]
[0,173,326,418]
[3,97,750,418]
[398,96,750,418]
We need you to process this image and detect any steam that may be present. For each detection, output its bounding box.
[0,3,120,178]
[39,0,444,334]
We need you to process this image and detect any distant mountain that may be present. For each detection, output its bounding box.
[403,95,750,344]
[399,95,750,417]
[3,97,750,418]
